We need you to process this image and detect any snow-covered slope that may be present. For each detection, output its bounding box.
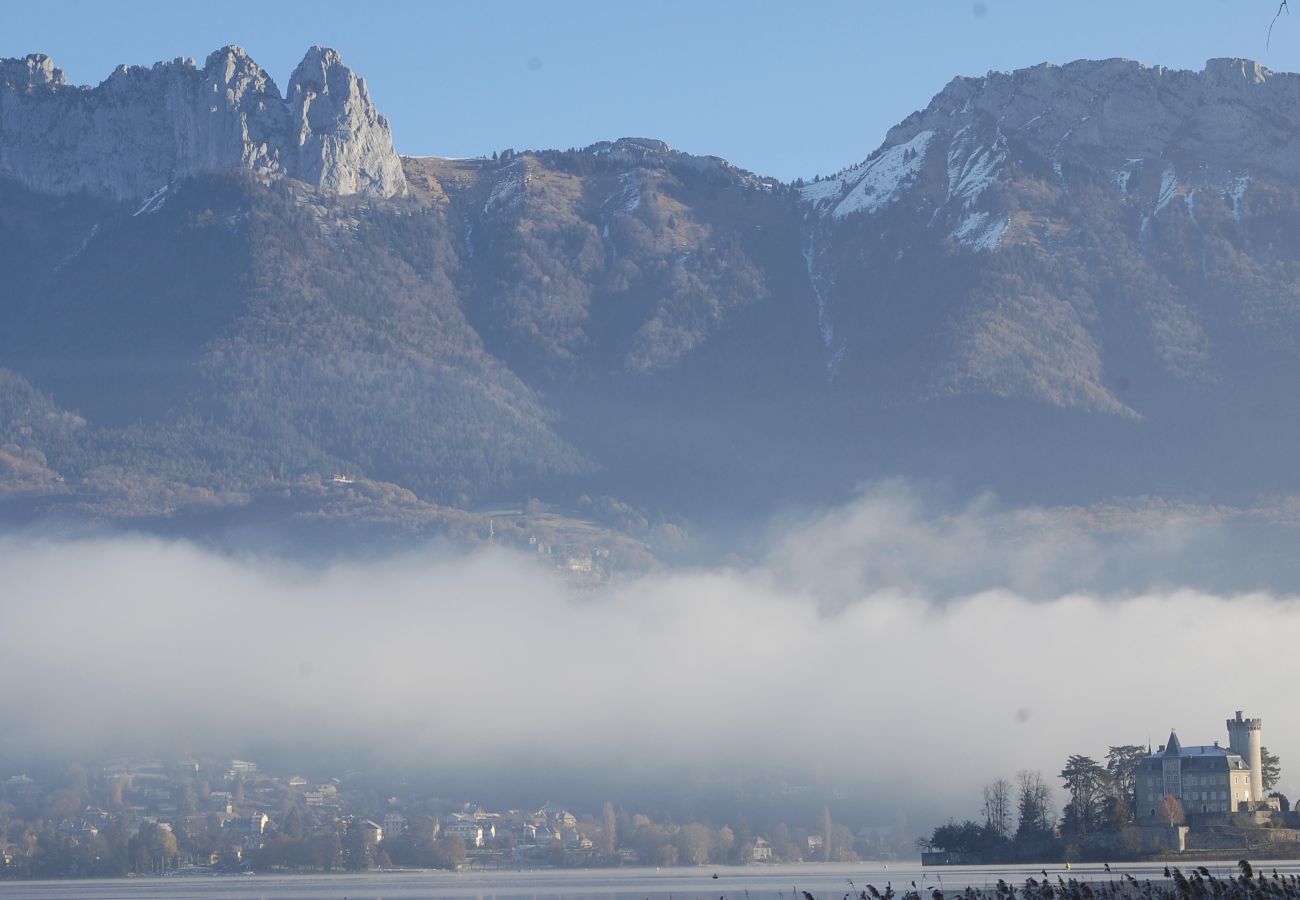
[802,130,935,218]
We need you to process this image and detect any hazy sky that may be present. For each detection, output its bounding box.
[3,1,1294,181]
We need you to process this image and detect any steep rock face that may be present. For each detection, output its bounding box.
[287,46,406,197]
[0,46,404,202]
[0,54,65,88]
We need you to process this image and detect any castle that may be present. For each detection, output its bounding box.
[1135,711,1277,821]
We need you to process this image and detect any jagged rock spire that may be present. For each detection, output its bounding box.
[0,54,66,89]
[287,46,406,198]
[0,45,405,202]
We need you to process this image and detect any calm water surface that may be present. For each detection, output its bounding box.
[0,861,1297,900]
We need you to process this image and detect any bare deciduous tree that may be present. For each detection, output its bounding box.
[1159,794,1186,827]
[982,778,1012,837]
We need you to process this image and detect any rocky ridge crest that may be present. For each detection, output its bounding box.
[0,45,405,202]
[890,57,1300,177]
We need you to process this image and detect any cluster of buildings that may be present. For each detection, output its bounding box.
[0,749,816,875]
[4,756,613,868]
[406,803,592,853]
[23,757,339,867]
[2,757,750,872]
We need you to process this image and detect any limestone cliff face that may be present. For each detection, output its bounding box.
[0,45,405,202]
[287,46,406,198]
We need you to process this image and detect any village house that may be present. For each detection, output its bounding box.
[228,759,258,776]
[539,804,577,829]
[382,812,407,838]
[442,819,485,848]
[359,819,383,845]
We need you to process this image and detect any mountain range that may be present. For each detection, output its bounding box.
[4,46,1300,567]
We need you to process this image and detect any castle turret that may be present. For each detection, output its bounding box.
[1227,710,1263,802]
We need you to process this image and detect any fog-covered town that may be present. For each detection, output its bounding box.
[0,756,916,877]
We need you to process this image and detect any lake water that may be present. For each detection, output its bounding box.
[0,860,1296,900]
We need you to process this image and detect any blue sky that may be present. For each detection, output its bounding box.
[3,0,1293,181]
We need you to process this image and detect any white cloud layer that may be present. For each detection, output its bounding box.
[2,486,1298,821]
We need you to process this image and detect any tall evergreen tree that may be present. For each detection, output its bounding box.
[1262,746,1282,792]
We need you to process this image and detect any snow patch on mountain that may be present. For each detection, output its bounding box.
[484,160,527,215]
[133,184,168,216]
[614,171,641,214]
[803,243,833,350]
[1114,159,1142,196]
[1229,174,1250,222]
[946,128,1005,207]
[951,211,1008,252]
[801,131,934,218]
[1019,110,1049,129]
[799,174,850,206]
[597,171,643,253]
[802,233,846,379]
[832,130,933,217]
[1154,164,1179,215]
[1051,128,1074,194]
[54,223,99,272]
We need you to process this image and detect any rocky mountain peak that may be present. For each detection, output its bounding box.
[1201,56,1270,86]
[0,45,405,202]
[202,44,271,88]
[286,45,405,197]
[0,54,67,90]
[288,45,347,91]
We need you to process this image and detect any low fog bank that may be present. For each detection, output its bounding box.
[762,484,1300,601]
[3,485,1299,825]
